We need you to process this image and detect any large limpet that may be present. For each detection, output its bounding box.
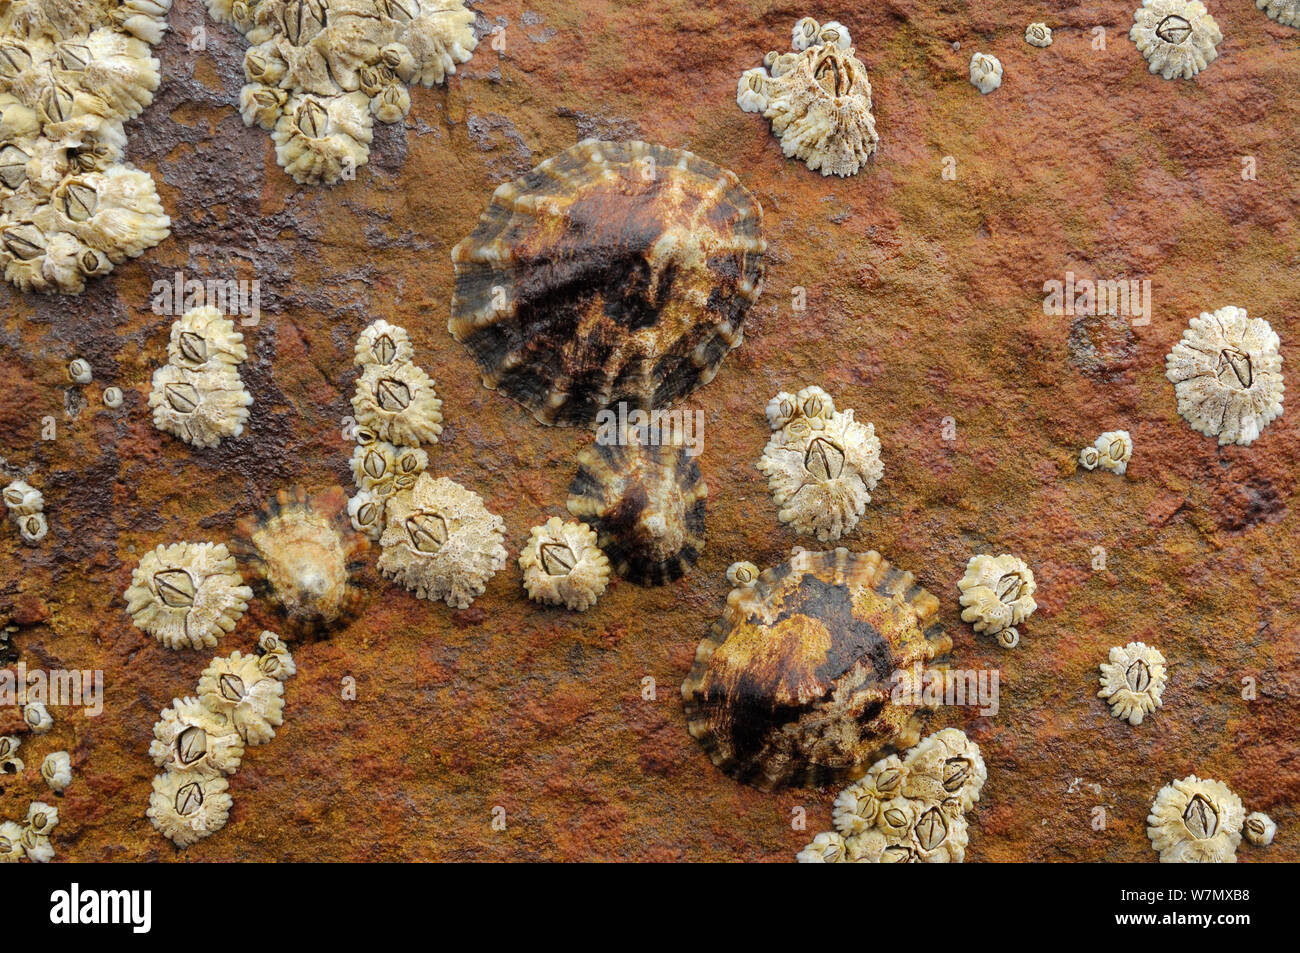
[682,548,952,791]
[449,139,765,427]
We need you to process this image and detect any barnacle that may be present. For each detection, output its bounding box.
[124,541,253,650]
[1082,430,1133,474]
[957,554,1037,646]
[0,822,23,863]
[1165,306,1285,446]
[196,650,285,746]
[3,478,43,515]
[757,390,883,542]
[22,700,52,733]
[347,488,386,541]
[795,830,846,863]
[351,360,443,447]
[0,736,17,759]
[791,16,821,51]
[450,139,764,426]
[378,474,508,608]
[1258,0,1300,27]
[149,696,245,776]
[738,38,879,177]
[969,52,1003,93]
[1025,22,1054,46]
[354,318,414,369]
[40,751,71,792]
[1098,641,1167,725]
[832,755,904,834]
[682,548,952,790]
[725,561,758,587]
[147,771,232,847]
[567,429,708,586]
[17,511,48,542]
[231,486,368,636]
[271,92,373,185]
[1131,0,1222,80]
[255,630,297,681]
[1147,775,1244,863]
[519,517,610,611]
[167,306,248,370]
[148,362,254,449]
[1244,812,1276,846]
[26,801,57,835]
[56,166,170,261]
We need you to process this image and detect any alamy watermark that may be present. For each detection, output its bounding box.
[1,663,103,717]
[151,271,261,326]
[594,402,705,457]
[1043,271,1151,326]
[890,665,1000,717]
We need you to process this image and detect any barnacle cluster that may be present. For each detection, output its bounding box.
[957,553,1037,649]
[518,516,609,611]
[208,0,479,184]
[1165,306,1285,446]
[347,319,441,541]
[124,541,253,650]
[0,0,173,293]
[736,17,879,176]
[1147,775,1244,862]
[757,387,883,542]
[3,476,47,543]
[149,307,254,449]
[1131,0,1222,80]
[0,801,59,863]
[147,633,296,847]
[1025,22,1053,46]
[1098,641,1167,725]
[377,473,507,608]
[796,729,987,863]
[1258,0,1300,27]
[1079,430,1133,475]
[969,53,1003,93]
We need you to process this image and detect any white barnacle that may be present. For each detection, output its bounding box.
[1098,642,1167,725]
[518,517,610,611]
[20,828,54,863]
[957,553,1037,643]
[1131,0,1223,80]
[791,17,821,51]
[124,541,253,650]
[23,700,53,733]
[818,21,852,50]
[167,306,248,370]
[347,488,387,541]
[902,727,987,812]
[0,821,24,863]
[148,362,253,449]
[40,751,72,792]
[725,561,759,588]
[1244,812,1276,847]
[26,801,58,836]
[3,478,43,515]
[149,696,245,775]
[17,511,48,542]
[1090,430,1133,475]
[1165,306,1284,446]
[1148,775,1244,862]
[735,67,769,114]
[147,771,232,848]
[354,319,415,369]
[796,830,846,863]
[1025,22,1054,47]
[255,630,297,682]
[1258,0,1300,27]
[969,52,1003,93]
[196,650,285,746]
[272,92,374,185]
[378,474,508,609]
[351,360,444,447]
[0,735,18,759]
[59,165,171,264]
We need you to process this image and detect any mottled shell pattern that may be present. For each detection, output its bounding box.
[378,473,508,608]
[124,541,253,650]
[682,548,952,791]
[757,386,883,542]
[1079,430,1133,475]
[519,516,610,611]
[806,728,986,863]
[1098,641,1167,726]
[1258,0,1300,27]
[1147,775,1245,863]
[150,307,254,449]
[450,139,765,426]
[567,427,707,585]
[211,0,479,183]
[1165,306,1284,446]
[1130,0,1222,80]
[957,553,1037,649]
[737,18,879,177]
[231,485,368,636]
[0,1,172,293]
[969,53,1003,93]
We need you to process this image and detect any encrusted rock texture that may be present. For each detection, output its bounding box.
[2,0,1298,861]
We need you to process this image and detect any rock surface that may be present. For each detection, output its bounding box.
[1,0,1296,861]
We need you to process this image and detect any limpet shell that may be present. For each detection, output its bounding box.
[1147,775,1244,863]
[518,517,610,611]
[682,548,952,790]
[124,541,253,650]
[449,139,765,426]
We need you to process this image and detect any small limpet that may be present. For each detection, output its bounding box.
[147,771,232,848]
[378,474,508,609]
[969,53,1003,93]
[1130,0,1222,80]
[957,554,1037,645]
[351,360,444,447]
[1025,22,1054,47]
[149,696,245,776]
[23,701,53,734]
[354,319,414,369]
[518,517,610,611]
[1244,812,1276,847]
[1165,306,1285,446]
[40,751,72,793]
[1147,775,1244,863]
[1098,642,1167,725]
[167,306,248,370]
[196,650,285,746]
[149,362,253,449]
[124,542,253,650]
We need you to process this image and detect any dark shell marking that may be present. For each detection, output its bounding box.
[566,435,707,586]
[682,548,951,791]
[450,139,765,427]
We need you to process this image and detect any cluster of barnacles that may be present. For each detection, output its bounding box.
[756,386,883,542]
[0,0,173,293]
[1079,429,1133,475]
[797,729,986,863]
[0,799,60,863]
[1,691,71,863]
[147,632,295,847]
[149,307,255,449]
[736,16,879,177]
[3,476,48,543]
[956,553,1038,649]
[207,0,479,184]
